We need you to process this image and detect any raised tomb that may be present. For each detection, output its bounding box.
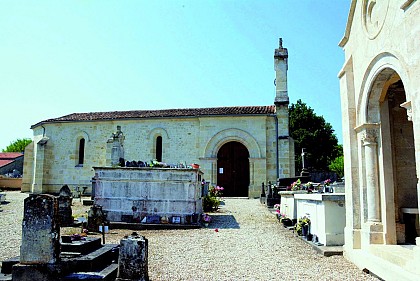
[93,126,204,225]
[93,166,203,224]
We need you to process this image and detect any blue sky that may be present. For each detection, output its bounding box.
[0,0,350,151]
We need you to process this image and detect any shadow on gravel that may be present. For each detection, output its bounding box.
[209,214,240,229]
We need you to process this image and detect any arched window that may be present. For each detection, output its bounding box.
[156,136,162,162]
[78,138,85,165]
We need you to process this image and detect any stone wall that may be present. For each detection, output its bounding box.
[24,114,290,197]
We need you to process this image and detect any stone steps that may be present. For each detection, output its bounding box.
[370,244,414,267]
[1,237,119,280]
[60,236,102,255]
[61,244,119,273]
[62,263,118,281]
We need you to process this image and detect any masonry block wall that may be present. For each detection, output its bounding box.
[24,113,290,197]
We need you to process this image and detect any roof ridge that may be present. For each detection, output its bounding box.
[31,105,276,129]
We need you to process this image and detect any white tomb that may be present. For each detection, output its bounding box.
[294,193,345,246]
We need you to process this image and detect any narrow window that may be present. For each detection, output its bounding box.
[156,136,162,162]
[78,138,85,165]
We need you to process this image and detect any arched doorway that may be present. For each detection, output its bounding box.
[217,141,250,197]
[381,79,417,244]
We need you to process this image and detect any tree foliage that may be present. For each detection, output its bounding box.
[289,99,340,173]
[329,155,344,178]
[2,138,32,153]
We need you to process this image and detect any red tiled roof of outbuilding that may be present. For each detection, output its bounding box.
[0,153,24,159]
[31,105,276,128]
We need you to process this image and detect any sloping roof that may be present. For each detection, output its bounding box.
[0,153,23,168]
[31,105,276,129]
[0,160,14,168]
[0,153,23,160]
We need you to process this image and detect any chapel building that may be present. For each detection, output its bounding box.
[22,40,295,198]
[339,0,419,279]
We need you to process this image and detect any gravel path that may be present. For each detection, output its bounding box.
[0,192,378,280]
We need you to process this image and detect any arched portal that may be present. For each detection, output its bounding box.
[361,65,417,245]
[381,80,417,244]
[217,141,250,197]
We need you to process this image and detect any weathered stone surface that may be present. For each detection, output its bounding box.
[20,194,60,265]
[116,233,149,281]
[87,204,107,232]
[58,185,73,227]
[339,1,420,280]
[94,167,203,223]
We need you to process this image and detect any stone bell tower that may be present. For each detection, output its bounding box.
[274,38,295,177]
[274,38,289,105]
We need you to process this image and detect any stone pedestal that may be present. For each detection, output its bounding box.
[116,233,149,281]
[361,222,384,246]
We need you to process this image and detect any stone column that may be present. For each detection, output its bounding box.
[362,129,381,222]
[357,124,384,245]
[116,233,149,281]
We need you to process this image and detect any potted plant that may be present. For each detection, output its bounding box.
[295,216,310,237]
[203,185,224,212]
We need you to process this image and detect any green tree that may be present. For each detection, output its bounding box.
[289,99,340,173]
[2,138,32,153]
[329,155,344,178]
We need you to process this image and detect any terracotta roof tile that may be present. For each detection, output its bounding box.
[0,153,23,159]
[0,159,15,168]
[31,105,276,128]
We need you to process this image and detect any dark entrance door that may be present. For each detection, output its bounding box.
[217,141,250,197]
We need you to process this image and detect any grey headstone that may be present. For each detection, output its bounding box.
[20,194,60,264]
[58,185,73,226]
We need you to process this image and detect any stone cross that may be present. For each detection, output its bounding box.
[301,148,307,170]
[20,194,60,264]
[116,233,149,281]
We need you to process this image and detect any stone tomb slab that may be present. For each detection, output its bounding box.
[60,237,102,255]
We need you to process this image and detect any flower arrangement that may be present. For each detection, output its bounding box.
[203,185,224,212]
[323,179,331,186]
[290,179,302,191]
[295,216,310,236]
[210,186,224,197]
[202,213,212,223]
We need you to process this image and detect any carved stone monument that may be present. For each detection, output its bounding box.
[110,125,125,167]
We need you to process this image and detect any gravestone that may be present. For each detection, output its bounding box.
[87,204,107,232]
[20,194,60,264]
[58,185,73,226]
[116,233,149,281]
